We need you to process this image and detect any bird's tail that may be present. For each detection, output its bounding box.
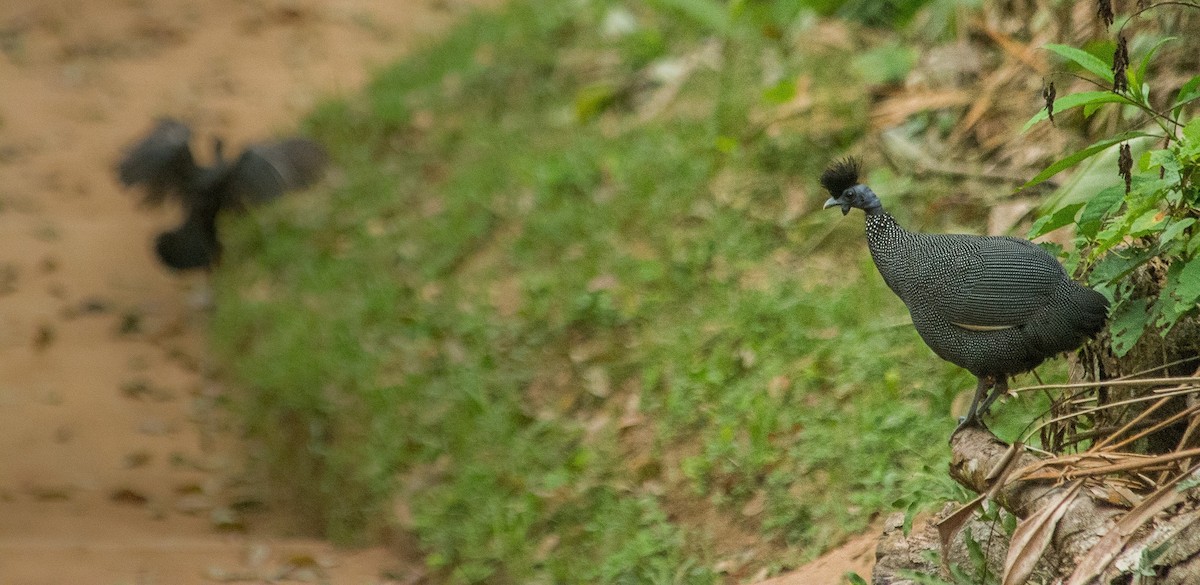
[1069,284,1110,339]
[1027,283,1109,357]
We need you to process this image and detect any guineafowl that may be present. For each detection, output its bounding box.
[820,158,1109,428]
[117,118,328,270]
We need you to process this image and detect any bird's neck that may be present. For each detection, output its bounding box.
[864,212,912,266]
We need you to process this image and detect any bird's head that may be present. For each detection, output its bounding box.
[820,157,882,215]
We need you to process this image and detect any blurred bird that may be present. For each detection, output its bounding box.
[820,158,1109,428]
[117,118,327,271]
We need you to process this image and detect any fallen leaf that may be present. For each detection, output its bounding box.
[935,493,987,573]
[1003,480,1082,585]
[1066,467,1193,585]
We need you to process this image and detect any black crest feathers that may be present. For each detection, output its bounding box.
[820,157,861,196]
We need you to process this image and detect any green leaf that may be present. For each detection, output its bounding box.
[1110,297,1149,357]
[1044,43,1116,84]
[1028,202,1084,238]
[1132,36,1176,98]
[1147,148,1183,175]
[1128,208,1166,237]
[1020,91,1130,133]
[1076,184,1125,239]
[1170,75,1200,111]
[845,572,869,585]
[1022,132,1156,190]
[1090,246,1157,285]
[1184,118,1200,145]
[1152,258,1200,335]
[1159,218,1195,246]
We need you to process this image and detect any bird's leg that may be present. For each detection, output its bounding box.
[977,376,1009,418]
[957,375,994,430]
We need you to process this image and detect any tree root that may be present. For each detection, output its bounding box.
[872,426,1200,584]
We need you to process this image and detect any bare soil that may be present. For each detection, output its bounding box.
[0,1,875,583]
[0,1,494,582]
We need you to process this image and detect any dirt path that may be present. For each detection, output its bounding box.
[0,1,494,582]
[0,2,880,583]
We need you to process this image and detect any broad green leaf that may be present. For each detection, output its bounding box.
[1127,208,1166,237]
[1132,36,1176,96]
[1044,44,1116,84]
[1028,202,1084,238]
[1020,91,1130,133]
[1137,38,1177,77]
[1170,75,1200,111]
[1076,184,1125,239]
[1022,132,1156,190]
[1146,148,1182,175]
[1090,246,1156,285]
[1038,241,1064,259]
[1168,259,1200,308]
[1137,149,1154,172]
[1184,118,1200,145]
[1110,297,1149,357]
[1159,218,1195,246]
[1152,259,1200,335]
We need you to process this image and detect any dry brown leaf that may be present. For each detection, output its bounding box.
[1020,447,1200,481]
[1002,480,1082,585]
[936,443,1027,573]
[977,24,1047,74]
[870,90,973,129]
[985,442,1026,498]
[1065,467,1195,585]
[935,493,987,573]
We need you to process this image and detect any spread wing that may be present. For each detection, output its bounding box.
[221,138,327,206]
[117,118,196,206]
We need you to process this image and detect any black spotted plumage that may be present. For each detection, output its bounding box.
[117,118,328,271]
[822,158,1109,427]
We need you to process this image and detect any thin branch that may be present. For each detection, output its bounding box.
[1012,375,1200,394]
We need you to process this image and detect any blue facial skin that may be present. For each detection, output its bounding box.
[822,185,881,216]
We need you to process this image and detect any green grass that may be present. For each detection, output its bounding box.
[211,1,1050,582]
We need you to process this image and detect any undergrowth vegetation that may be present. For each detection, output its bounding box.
[211,1,1052,582]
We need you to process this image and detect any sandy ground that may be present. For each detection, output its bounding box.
[0,1,876,583]
[0,1,495,582]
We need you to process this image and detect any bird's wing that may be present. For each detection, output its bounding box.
[921,235,1066,328]
[117,118,196,206]
[221,138,328,206]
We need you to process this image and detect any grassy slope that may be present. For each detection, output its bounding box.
[211,2,1049,582]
